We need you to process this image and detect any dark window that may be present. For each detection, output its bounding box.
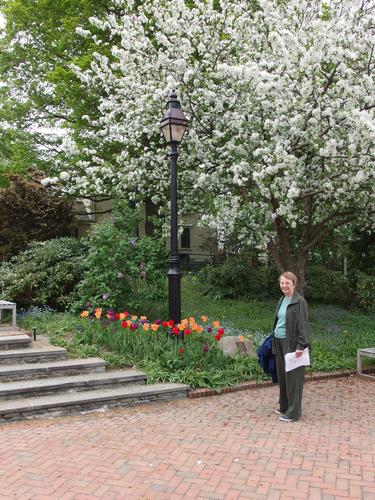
[181,227,191,249]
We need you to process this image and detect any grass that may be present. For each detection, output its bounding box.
[18,276,375,388]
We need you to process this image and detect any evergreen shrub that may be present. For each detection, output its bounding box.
[353,272,375,312]
[199,255,279,300]
[305,265,350,305]
[0,237,87,309]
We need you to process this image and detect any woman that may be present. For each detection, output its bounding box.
[273,271,309,422]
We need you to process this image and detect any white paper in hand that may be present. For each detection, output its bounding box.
[285,348,310,372]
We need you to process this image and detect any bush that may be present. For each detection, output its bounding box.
[305,265,351,305]
[71,203,167,312]
[353,272,375,312]
[199,256,279,300]
[0,237,87,309]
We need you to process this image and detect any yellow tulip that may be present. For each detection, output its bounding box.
[131,315,138,320]
[201,315,208,323]
[119,313,126,320]
[143,324,150,331]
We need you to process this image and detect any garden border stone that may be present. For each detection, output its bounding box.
[187,368,375,398]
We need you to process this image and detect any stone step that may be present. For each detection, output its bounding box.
[0,346,67,365]
[0,358,106,382]
[0,334,31,350]
[0,382,189,422]
[0,369,147,399]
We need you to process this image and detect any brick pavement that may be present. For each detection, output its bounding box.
[0,376,374,500]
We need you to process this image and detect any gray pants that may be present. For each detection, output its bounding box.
[275,337,305,420]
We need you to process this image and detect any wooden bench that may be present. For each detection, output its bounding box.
[357,348,375,380]
[0,301,17,328]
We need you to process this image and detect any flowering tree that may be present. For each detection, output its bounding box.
[47,0,375,290]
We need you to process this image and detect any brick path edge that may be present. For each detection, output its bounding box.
[187,367,375,398]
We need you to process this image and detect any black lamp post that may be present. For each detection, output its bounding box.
[159,90,188,325]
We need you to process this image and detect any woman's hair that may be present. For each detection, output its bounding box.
[279,271,297,286]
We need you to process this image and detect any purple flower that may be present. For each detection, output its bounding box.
[130,238,137,247]
[116,272,124,279]
[154,319,161,325]
[106,309,116,321]
[102,292,109,300]
[85,301,91,308]
[203,344,209,353]
[207,327,213,333]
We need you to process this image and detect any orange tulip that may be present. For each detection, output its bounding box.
[212,321,220,328]
[143,324,150,331]
[151,323,159,331]
[201,315,208,323]
[94,308,102,319]
[80,310,89,318]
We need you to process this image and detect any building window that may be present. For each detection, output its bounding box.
[181,227,191,249]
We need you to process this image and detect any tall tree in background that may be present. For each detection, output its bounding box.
[42,0,374,291]
[0,0,112,185]
[0,169,75,260]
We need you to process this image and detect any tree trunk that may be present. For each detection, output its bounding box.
[267,214,309,296]
[144,199,159,237]
[295,251,308,296]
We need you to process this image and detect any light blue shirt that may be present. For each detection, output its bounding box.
[274,296,292,338]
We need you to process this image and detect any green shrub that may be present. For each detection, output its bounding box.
[199,256,279,300]
[0,237,86,309]
[71,204,167,312]
[353,272,375,312]
[305,265,350,305]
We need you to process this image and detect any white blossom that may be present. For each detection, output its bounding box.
[53,0,374,249]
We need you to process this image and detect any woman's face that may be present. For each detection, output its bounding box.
[279,277,295,297]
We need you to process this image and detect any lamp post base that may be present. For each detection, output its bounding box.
[168,258,181,325]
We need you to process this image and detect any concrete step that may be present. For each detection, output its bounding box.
[0,358,106,382]
[0,382,189,422]
[0,346,67,365]
[0,334,31,350]
[0,369,147,399]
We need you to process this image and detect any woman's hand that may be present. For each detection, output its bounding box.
[295,350,304,358]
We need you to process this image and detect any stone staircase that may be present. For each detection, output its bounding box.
[0,328,189,423]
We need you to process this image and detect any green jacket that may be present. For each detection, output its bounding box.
[272,291,310,353]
